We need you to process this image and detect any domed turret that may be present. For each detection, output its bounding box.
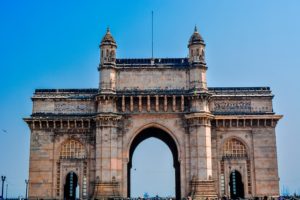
[187,26,208,91]
[100,27,117,47]
[99,27,117,93]
[100,27,117,64]
[188,26,205,63]
[188,26,205,47]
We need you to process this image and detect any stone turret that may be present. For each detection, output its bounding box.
[99,27,117,93]
[188,26,205,63]
[94,28,121,199]
[186,26,217,199]
[100,27,117,64]
[188,26,207,91]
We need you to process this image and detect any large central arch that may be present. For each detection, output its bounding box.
[127,127,181,199]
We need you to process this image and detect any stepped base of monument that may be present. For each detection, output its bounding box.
[93,181,120,200]
[190,180,217,200]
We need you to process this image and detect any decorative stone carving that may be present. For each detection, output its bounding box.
[54,102,94,113]
[24,27,282,200]
[213,100,251,113]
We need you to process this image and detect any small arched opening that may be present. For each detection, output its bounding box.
[59,140,86,199]
[222,138,248,198]
[229,170,244,199]
[64,171,79,200]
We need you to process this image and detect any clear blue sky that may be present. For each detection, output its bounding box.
[1,0,300,197]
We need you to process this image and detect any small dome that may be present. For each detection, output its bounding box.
[100,27,117,47]
[188,26,205,47]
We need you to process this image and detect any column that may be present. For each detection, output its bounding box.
[94,116,122,199]
[186,95,217,199]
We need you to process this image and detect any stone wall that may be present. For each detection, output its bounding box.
[31,89,97,114]
[252,128,279,196]
[28,130,54,198]
[26,121,96,199]
[25,87,281,199]
[211,125,279,198]
[116,68,189,90]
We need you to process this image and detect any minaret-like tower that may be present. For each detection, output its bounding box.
[94,28,122,199]
[188,26,207,90]
[186,26,217,199]
[99,27,117,93]
[188,26,205,63]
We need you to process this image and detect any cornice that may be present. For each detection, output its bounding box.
[185,112,214,120]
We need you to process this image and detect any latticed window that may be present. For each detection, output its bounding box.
[222,138,247,158]
[60,140,86,159]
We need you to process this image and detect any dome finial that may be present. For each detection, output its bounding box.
[194,25,198,33]
[188,25,205,47]
[100,26,117,47]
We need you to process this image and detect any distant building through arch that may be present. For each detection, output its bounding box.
[24,26,282,199]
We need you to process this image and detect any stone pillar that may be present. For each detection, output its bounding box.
[185,95,217,199]
[99,27,117,94]
[94,94,122,199]
[94,114,122,199]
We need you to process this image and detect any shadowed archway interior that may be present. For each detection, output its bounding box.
[229,170,244,199]
[64,171,78,200]
[127,127,181,199]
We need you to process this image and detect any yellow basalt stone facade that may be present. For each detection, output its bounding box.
[24,27,282,200]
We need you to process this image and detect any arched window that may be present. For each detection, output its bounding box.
[202,49,205,57]
[106,49,109,61]
[222,138,247,158]
[110,50,115,58]
[60,140,86,159]
[110,50,115,61]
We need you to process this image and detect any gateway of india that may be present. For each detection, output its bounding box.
[24,26,282,200]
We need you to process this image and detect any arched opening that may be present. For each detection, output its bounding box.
[64,171,79,200]
[110,50,115,60]
[131,138,174,198]
[128,127,181,199]
[229,170,244,199]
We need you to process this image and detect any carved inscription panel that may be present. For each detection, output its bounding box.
[211,100,251,113]
[33,100,95,114]
[211,98,273,114]
[54,102,94,114]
